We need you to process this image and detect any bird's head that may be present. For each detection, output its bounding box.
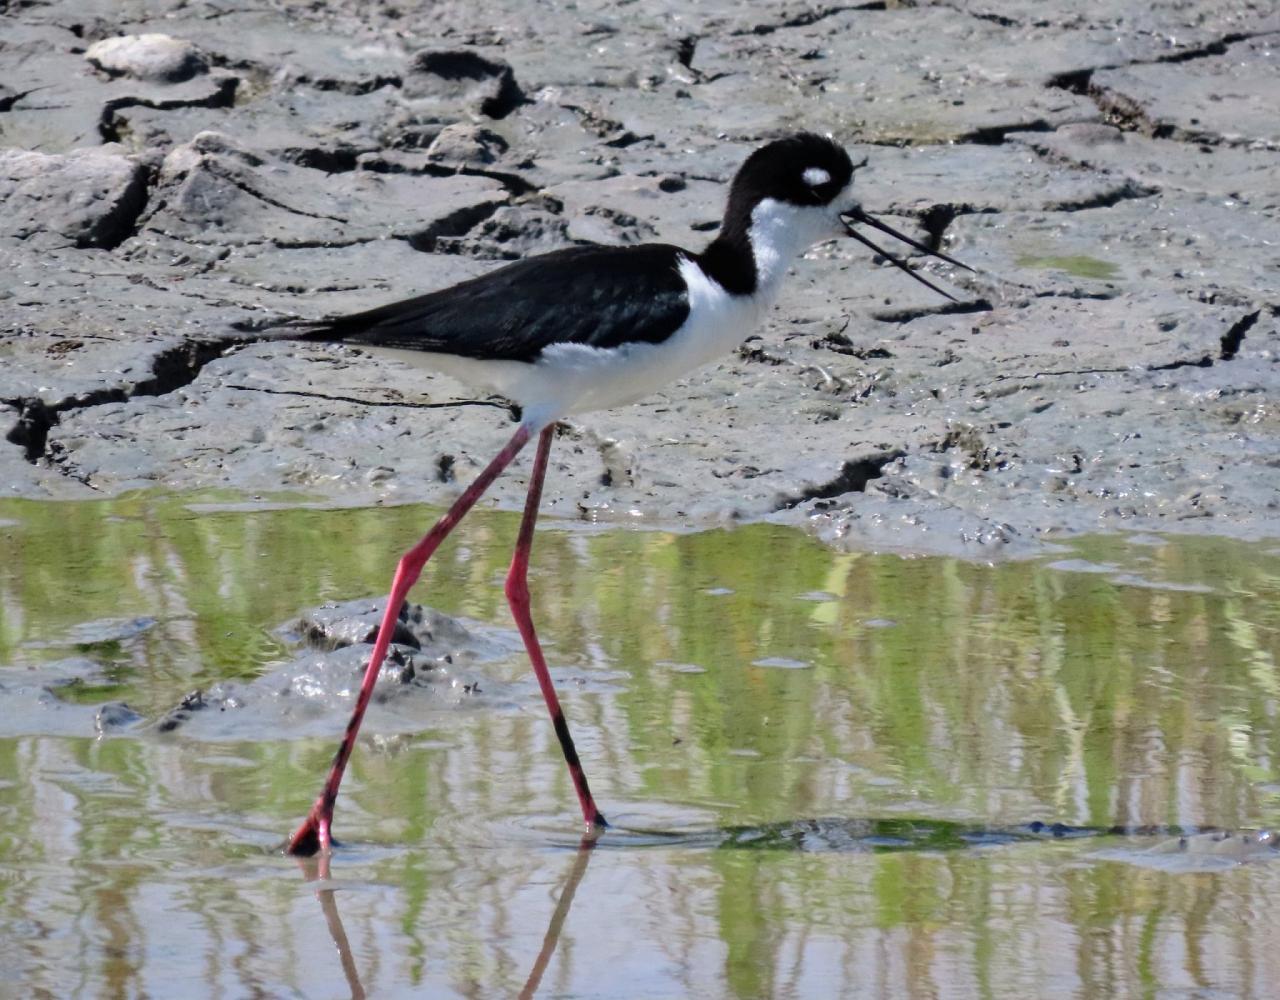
[724,132,971,299]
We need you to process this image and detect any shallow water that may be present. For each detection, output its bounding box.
[2,494,1279,998]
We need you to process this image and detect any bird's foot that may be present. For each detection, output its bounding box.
[580,812,609,844]
[285,805,332,857]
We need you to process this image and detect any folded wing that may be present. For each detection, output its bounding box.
[293,244,693,363]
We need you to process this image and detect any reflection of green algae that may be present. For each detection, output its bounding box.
[56,676,132,705]
[1,492,1277,833]
[1017,253,1119,280]
[2,492,1280,996]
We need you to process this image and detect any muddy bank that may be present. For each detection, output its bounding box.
[2,0,1277,556]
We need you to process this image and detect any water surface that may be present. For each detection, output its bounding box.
[1,495,1278,997]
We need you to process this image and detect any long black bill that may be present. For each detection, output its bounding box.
[841,207,973,302]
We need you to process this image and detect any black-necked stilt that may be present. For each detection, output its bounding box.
[282,132,970,856]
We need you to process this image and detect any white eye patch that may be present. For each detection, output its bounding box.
[802,167,831,187]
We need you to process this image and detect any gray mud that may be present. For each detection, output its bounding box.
[10,597,521,740]
[148,597,522,741]
[2,1,1277,557]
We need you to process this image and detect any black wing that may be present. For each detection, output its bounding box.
[292,243,693,363]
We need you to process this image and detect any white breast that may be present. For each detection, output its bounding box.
[525,257,768,423]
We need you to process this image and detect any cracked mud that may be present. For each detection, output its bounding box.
[2,0,1277,557]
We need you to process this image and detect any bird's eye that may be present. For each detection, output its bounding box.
[802,167,831,187]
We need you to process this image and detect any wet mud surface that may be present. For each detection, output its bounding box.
[2,0,1277,557]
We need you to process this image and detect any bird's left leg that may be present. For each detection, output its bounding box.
[286,423,533,856]
[504,424,608,832]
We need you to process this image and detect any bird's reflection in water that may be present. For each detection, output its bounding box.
[518,841,595,999]
[297,853,366,1000]
[295,840,597,1000]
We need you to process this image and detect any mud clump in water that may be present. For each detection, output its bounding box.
[150,599,516,741]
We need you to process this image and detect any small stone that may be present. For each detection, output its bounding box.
[404,49,524,118]
[86,34,208,83]
[426,123,509,166]
[94,702,143,734]
[1054,123,1124,146]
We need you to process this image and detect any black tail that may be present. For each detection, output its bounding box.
[227,313,353,345]
[230,287,447,349]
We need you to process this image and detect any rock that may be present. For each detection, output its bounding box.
[156,689,209,733]
[85,34,208,83]
[287,597,493,656]
[95,702,144,734]
[0,146,148,249]
[426,123,510,165]
[403,49,525,119]
[0,23,233,153]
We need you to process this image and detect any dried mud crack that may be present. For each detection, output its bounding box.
[4,339,239,465]
[0,0,1275,550]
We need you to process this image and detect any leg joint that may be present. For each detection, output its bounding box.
[504,566,529,605]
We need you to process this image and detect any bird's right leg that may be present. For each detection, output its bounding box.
[504,425,608,832]
[286,423,533,856]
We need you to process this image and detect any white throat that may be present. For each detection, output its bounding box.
[746,197,841,300]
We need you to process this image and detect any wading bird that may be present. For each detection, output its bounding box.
[281,132,970,855]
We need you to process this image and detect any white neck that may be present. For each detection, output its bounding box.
[746,197,836,300]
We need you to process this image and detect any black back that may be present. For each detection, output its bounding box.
[294,243,691,363]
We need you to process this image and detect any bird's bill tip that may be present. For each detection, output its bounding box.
[839,208,974,272]
[840,224,958,302]
[839,208,975,302]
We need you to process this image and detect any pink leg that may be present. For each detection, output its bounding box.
[505,425,608,832]
[287,424,533,856]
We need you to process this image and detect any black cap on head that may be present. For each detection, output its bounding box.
[730,132,855,209]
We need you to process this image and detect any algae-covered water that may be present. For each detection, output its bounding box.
[2,494,1278,997]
